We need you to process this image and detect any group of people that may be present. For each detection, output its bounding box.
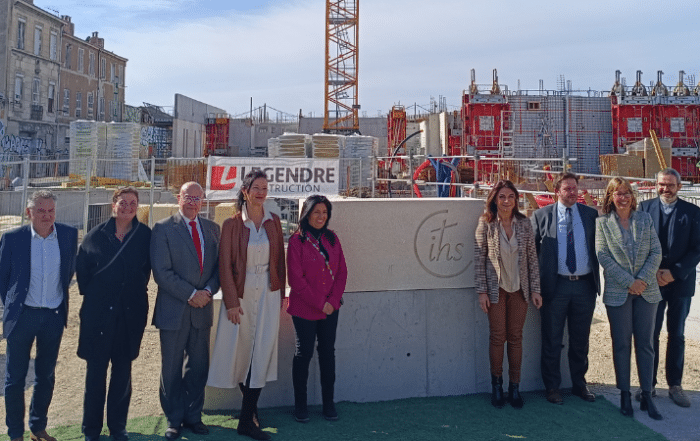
[475,169,700,421]
[1,167,697,441]
[0,170,347,441]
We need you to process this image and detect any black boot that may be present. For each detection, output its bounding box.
[238,387,270,440]
[640,391,663,420]
[292,355,311,422]
[620,391,633,417]
[294,392,309,423]
[508,383,523,409]
[491,375,506,408]
[320,361,338,420]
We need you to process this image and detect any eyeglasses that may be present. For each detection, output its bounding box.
[613,192,632,198]
[181,195,202,204]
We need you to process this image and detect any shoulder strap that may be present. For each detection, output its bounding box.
[92,222,141,278]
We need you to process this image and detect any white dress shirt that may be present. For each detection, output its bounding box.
[25,224,63,309]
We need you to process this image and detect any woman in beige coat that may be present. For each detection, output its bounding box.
[208,170,286,441]
[474,180,542,409]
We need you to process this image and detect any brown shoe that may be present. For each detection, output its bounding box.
[669,385,691,408]
[30,431,57,441]
[571,385,596,402]
[546,388,564,405]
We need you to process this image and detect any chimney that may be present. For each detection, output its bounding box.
[88,31,104,49]
[61,16,74,36]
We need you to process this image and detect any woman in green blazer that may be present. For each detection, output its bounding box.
[595,177,662,420]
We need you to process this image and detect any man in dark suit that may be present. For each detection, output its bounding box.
[639,168,700,408]
[0,190,78,441]
[151,182,220,440]
[531,172,600,405]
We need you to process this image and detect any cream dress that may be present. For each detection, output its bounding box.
[207,207,281,389]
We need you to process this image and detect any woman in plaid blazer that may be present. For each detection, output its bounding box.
[475,180,542,409]
[595,177,662,420]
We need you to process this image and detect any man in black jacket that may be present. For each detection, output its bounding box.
[639,168,700,408]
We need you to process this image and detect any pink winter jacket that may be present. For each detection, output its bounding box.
[286,230,348,320]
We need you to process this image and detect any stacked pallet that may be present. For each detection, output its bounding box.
[311,133,343,158]
[600,154,644,177]
[268,133,308,158]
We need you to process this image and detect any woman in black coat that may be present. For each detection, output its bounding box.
[76,187,151,441]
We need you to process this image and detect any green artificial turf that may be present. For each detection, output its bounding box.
[3,392,666,441]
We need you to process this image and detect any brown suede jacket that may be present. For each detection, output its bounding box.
[218,211,286,310]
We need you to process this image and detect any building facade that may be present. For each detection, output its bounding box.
[1,0,126,166]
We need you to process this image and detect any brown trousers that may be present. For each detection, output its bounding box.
[487,288,528,383]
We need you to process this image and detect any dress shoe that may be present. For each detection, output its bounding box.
[571,385,596,402]
[294,405,310,423]
[546,388,563,405]
[111,429,129,441]
[491,375,506,408]
[164,427,180,440]
[237,418,271,440]
[669,385,691,408]
[183,421,209,435]
[620,391,634,417]
[634,387,655,402]
[508,383,524,409]
[640,391,663,420]
[323,402,339,421]
[30,431,57,441]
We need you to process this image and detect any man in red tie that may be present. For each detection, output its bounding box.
[151,182,221,440]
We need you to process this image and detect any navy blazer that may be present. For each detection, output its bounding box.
[531,202,600,298]
[0,223,78,338]
[639,197,700,298]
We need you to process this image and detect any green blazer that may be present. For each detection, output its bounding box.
[595,210,662,307]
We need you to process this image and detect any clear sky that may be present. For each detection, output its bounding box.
[36,0,699,118]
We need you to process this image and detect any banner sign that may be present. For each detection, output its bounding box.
[206,156,340,200]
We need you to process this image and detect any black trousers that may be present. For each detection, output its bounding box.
[82,316,132,437]
[540,277,596,391]
[652,293,692,387]
[291,310,339,406]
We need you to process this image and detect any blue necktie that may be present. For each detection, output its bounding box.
[566,207,577,274]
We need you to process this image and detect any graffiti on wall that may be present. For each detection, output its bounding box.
[1,120,69,180]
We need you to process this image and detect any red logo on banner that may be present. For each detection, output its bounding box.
[210,165,237,190]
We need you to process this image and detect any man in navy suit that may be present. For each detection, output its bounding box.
[639,168,700,408]
[531,173,600,405]
[0,190,78,441]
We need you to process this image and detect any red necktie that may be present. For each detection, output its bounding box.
[190,220,203,274]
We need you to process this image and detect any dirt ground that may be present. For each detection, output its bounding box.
[1,280,699,434]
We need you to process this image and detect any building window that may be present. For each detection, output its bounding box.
[527,102,541,111]
[65,44,72,69]
[78,48,84,73]
[76,92,82,118]
[100,58,106,79]
[89,52,95,77]
[17,20,25,50]
[63,88,70,115]
[110,63,115,82]
[87,92,94,118]
[50,31,58,61]
[14,75,23,101]
[32,78,40,105]
[48,83,55,113]
[34,26,42,56]
[119,65,123,84]
[99,96,105,120]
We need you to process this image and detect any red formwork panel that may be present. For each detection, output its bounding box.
[657,104,700,148]
[387,106,407,156]
[462,92,508,153]
[610,97,654,152]
[672,156,700,182]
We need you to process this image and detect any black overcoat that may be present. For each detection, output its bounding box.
[76,217,151,360]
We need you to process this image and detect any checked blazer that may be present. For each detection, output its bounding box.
[595,210,662,307]
[474,215,541,304]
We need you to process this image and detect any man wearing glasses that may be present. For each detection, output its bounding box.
[151,182,221,439]
[639,168,700,409]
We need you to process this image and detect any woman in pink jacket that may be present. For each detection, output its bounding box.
[286,195,348,423]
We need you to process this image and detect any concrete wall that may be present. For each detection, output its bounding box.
[171,94,225,158]
[204,198,570,410]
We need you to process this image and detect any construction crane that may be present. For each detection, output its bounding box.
[324,0,360,133]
